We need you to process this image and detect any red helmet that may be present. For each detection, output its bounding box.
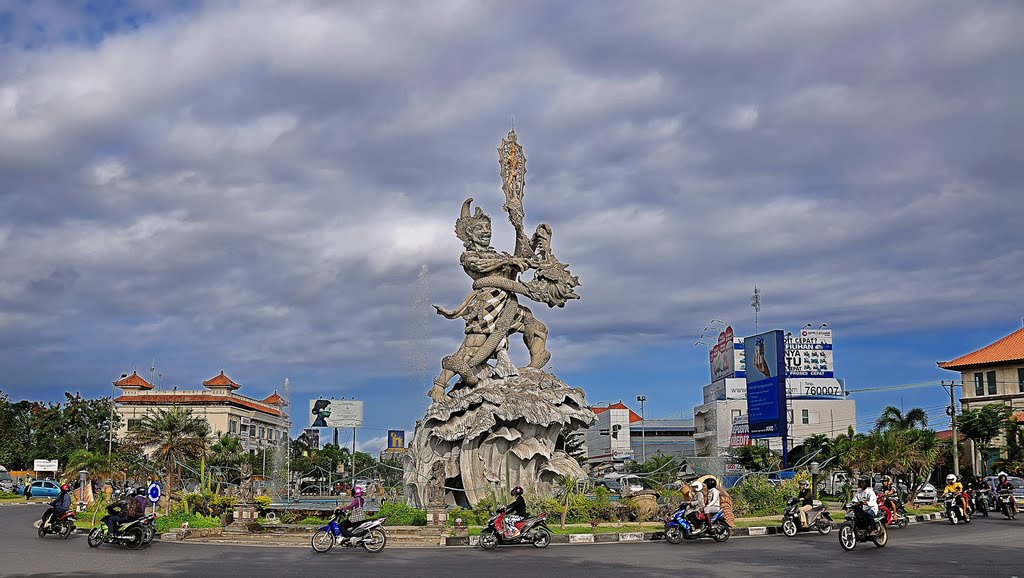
[511,486,523,497]
[60,484,70,492]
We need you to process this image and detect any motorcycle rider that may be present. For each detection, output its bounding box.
[134,487,149,515]
[996,471,1018,514]
[333,486,366,541]
[502,486,527,538]
[877,476,899,517]
[685,480,706,533]
[853,476,880,535]
[703,478,722,529]
[104,489,143,536]
[41,483,72,529]
[796,479,814,528]
[943,474,969,517]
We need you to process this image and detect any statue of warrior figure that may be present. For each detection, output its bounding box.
[428,198,552,401]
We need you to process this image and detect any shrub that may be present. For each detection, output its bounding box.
[299,516,327,525]
[254,495,272,512]
[731,476,795,517]
[373,502,427,526]
[0,491,18,499]
[155,511,222,533]
[209,495,235,516]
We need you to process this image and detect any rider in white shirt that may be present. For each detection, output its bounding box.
[853,476,880,534]
[704,478,722,520]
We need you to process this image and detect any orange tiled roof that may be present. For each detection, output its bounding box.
[938,327,1024,370]
[203,371,241,389]
[113,371,154,390]
[114,393,281,417]
[592,402,643,423]
[262,391,287,405]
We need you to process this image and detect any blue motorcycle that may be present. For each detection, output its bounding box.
[311,513,388,554]
[664,505,731,544]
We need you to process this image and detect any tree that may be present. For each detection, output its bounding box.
[626,454,678,487]
[958,404,1012,476]
[557,425,588,466]
[732,445,780,472]
[131,407,210,497]
[555,474,587,529]
[208,433,245,485]
[875,405,929,431]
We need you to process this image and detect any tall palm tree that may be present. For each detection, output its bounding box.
[875,406,928,432]
[131,407,210,497]
[64,449,122,504]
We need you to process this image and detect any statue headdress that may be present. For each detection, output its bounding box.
[454,197,491,248]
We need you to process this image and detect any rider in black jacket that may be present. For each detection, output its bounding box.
[503,486,527,537]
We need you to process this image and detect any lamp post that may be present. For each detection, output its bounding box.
[636,396,647,463]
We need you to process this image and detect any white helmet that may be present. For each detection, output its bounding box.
[998,471,1008,479]
[689,480,703,492]
[946,474,957,483]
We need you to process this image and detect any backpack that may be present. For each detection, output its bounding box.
[125,496,143,518]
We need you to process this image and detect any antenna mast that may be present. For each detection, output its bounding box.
[751,284,761,333]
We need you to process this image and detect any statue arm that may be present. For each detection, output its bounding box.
[462,251,532,274]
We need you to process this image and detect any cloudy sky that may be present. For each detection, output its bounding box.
[1,0,1021,454]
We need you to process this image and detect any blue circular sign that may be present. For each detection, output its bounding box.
[147,482,161,503]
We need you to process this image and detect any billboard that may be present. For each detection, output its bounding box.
[309,399,364,428]
[34,459,58,472]
[729,415,750,447]
[784,329,834,378]
[744,330,787,439]
[709,326,737,381]
[703,378,749,403]
[787,377,844,398]
[387,430,405,450]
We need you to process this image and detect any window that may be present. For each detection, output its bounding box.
[259,427,265,439]
[975,373,984,396]
[801,409,810,425]
[229,420,237,434]
[127,419,143,431]
[1018,368,1024,393]
[731,409,742,421]
[987,371,997,395]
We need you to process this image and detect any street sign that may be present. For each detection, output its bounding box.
[147,482,161,503]
[33,459,58,472]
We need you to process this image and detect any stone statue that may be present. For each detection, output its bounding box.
[239,463,254,503]
[405,128,594,508]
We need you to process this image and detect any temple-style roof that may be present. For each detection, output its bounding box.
[113,371,154,390]
[113,393,282,417]
[203,371,241,390]
[938,327,1024,370]
[262,391,287,405]
[592,401,642,423]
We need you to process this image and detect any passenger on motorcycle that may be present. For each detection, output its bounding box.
[853,476,880,535]
[878,476,899,515]
[334,486,366,539]
[703,478,722,527]
[134,487,149,515]
[996,472,1018,513]
[104,490,143,535]
[502,486,527,537]
[943,474,969,515]
[796,479,814,527]
[41,484,72,529]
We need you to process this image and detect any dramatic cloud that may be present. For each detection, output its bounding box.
[1,0,1021,430]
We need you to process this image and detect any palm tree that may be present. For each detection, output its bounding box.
[555,475,588,529]
[875,406,928,431]
[208,433,245,485]
[131,407,210,497]
[64,449,122,505]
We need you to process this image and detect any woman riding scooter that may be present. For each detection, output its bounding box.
[795,479,814,528]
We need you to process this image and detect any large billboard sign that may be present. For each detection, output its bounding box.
[709,326,737,381]
[34,459,58,472]
[744,330,787,439]
[729,415,750,447]
[784,329,834,378]
[309,399,364,428]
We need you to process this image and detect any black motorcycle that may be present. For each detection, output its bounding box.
[87,517,147,550]
[996,490,1018,520]
[974,487,992,517]
[781,498,833,536]
[838,502,887,551]
[37,509,76,539]
[943,492,971,525]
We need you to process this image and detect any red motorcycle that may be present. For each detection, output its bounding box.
[478,511,552,550]
[37,510,77,539]
[877,497,908,529]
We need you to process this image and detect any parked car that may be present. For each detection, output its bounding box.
[23,479,61,498]
[914,483,937,504]
[0,467,15,493]
[982,475,1024,508]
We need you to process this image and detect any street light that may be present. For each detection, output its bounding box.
[636,396,647,463]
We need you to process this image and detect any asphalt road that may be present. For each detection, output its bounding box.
[2,504,1024,577]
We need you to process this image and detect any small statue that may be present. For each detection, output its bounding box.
[427,461,446,507]
[239,463,254,503]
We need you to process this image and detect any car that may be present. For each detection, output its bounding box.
[25,480,61,498]
[982,475,1024,508]
[914,483,937,503]
[0,469,14,493]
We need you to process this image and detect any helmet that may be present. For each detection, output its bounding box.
[857,476,870,489]
[946,474,957,483]
[136,487,147,496]
[882,475,892,484]
[510,486,523,497]
[705,478,717,489]
[352,486,364,497]
[798,479,809,488]
[60,483,69,492]
[689,481,703,492]
[998,471,1008,480]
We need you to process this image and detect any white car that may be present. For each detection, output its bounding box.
[915,483,937,503]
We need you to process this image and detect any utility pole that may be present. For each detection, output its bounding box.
[942,380,960,475]
[636,395,647,462]
[351,427,357,487]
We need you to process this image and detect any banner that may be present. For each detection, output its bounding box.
[387,430,405,449]
[709,326,737,381]
[729,415,750,447]
[744,330,787,439]
[33,459,58,472]
[309,399,364,428]
[784,329,834,378]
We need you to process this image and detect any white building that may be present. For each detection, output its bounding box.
[586,402,695,469]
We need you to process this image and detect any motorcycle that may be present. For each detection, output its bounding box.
[479,511,552,550]
[311,513,388,553]
[996,491,1018,520]
[37,510,77,539]
[838,502,887,551]
[87,517,147,550]
[781,498,833,536]
[973,487,992,517]
[664,505,731,544]
[877,496,909,529]
[943,492,971,525]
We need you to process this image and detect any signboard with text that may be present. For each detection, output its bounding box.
[729,415,751,447]
[744,330,787,439]
[784,329,834,378]
[33,459,58,472]
[387,430,405,450]
[309,399,364,428]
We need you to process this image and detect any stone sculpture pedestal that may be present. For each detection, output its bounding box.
[226,502,256,532]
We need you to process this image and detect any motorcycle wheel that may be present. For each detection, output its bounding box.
[479,529,499,550]
[87,527,104,548]
[711,521,731,543]
[896,517,908,529]
[948,509,958,525]
[872,525,887,548]
[838,523,856,551]
[361,528,387,553]
[311,530,335,553]
[142,525,155,545]
[664,526,684,544]
[37,524,47,538]
[816,521,833,535]
[59,521,74,539]
[782,519,797,537]
[124,526,145,550]
[531,528,551,549]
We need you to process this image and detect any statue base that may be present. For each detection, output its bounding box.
[228,503,257,531]
[404,367,594,507]
[426,505,448,527]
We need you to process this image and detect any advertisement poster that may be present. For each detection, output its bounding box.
[744,330,787,439]
[709,326,737,381]
[784,329,834,378]
[387,430,405,449]
[309,399,364,428]
[729,415,750,447]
